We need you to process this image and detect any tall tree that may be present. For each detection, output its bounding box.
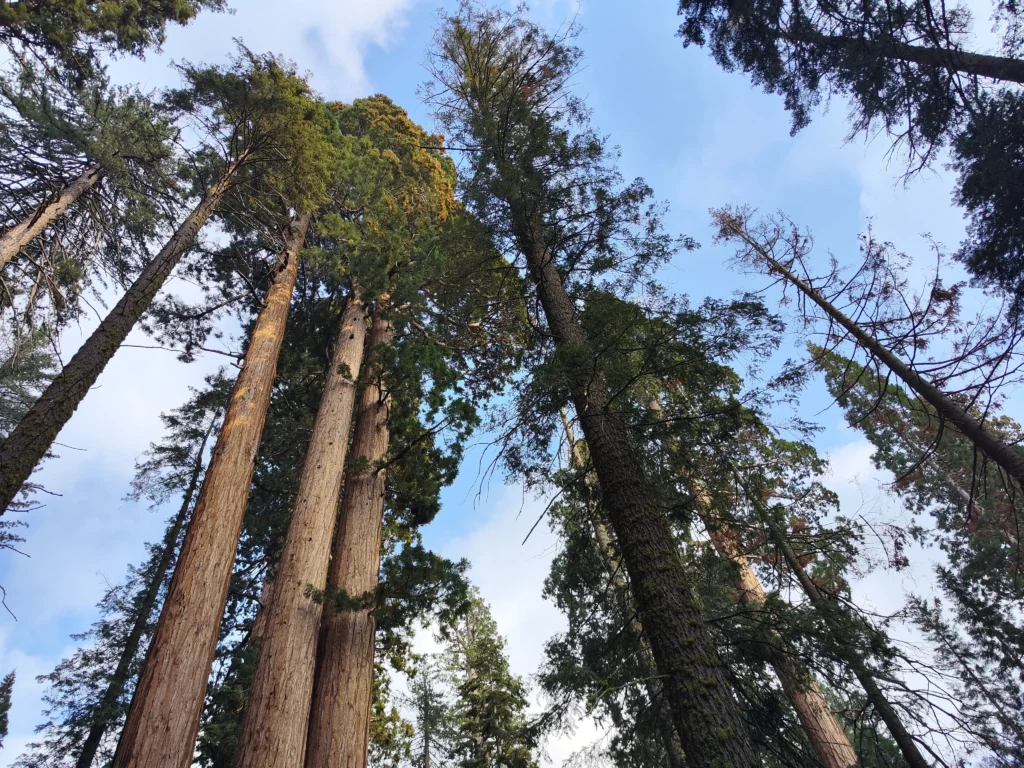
[111,210,313,768]
[714,207,1024,502]
[425,6,759,764]
[442,592,537,768]
[0,48,334,517]
[0,671,14,749]
[14,382,224,768]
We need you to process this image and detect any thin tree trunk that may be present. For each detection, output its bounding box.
[234,293,369,768]
[794,29,1024,84]
[514,216,759,767]
[724,218,1024,495]
[761,514,931,768]
[702,523,858,768]
[112,212,310,768]
[561,416,687,768]
[0,160,242,515]
[0,164,103,271]
[305,312,393,768]
[75,415,217,768]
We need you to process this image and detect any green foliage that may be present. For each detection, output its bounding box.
[0,0,226,83]
[0,670,14,749]
[953,90,1024,308]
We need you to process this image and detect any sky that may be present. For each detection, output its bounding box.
[0,0,998,764]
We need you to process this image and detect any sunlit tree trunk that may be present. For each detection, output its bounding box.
[0,159,243,515]
[0,164,103,271]
[234,293,369,768]
[112,212,310,768]
[305,313,393,768]
[74,415,216,768]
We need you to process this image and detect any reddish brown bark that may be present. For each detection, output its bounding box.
[0,164,103,271]
[0,163,239,516]
[705,525,857,768]
[234,295,369,768]
[112,213,310,768]
[305,313,393,768]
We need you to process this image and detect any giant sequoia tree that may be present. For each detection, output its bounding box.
[425,5,761,764]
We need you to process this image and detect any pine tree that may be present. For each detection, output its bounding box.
[0,670,14,749]
[424,6,759,763]
[442,593,537,768]
[0,0,226,83]
[0,47,336,517]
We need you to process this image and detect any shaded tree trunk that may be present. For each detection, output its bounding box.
[0,164,103,271]
[702,523,857,768]
[75,415,217,768]
[795,30,1024,85]
[112,212,310,768]
[234,293,369,768]
[562,417,687,768]
[0,159,242,515]
[762,515,931,768]
[515,216,759,767]
[305,312,393,768]
[726,220,1024,497]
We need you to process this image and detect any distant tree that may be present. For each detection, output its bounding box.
[0,670,14,748]
[441,593,537,768]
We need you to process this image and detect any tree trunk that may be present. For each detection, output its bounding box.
[561,417,687,768]
[703,523,857,768]
[75,416,217,768]
[234,294,369,768]
[515,216,759,768]
[726,220,1024,496]
[0,160,241,515]
[305,312,393,768]
[796,30,1024,85]
[0,164,103,271]
[762,515,931,768]
[112,212,310,768]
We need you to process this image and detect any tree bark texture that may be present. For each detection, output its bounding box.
[112,212,310,768]
[0,164,103,271]
[76,416,216,768]
[562,419,688,768]
[234,295,369,768]
[515,216,760,768]
[0,162,239,515]
[736,228,1024,498]
[703,523,857,768]
[763,516,931,768]
[305,313,393,768]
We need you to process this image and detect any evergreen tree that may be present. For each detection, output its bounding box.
[0,47,334,518]
[0,670,14,749]
[442,593,536,768]
[0,0,226,83]
[674,0,1024,305]
[424,5,759,763]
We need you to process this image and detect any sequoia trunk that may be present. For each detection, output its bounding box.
[234,294,369,768]
[0,161,241,515]
[75,416,216,768]
[0,164,103,271]
[515,216,759,767]
[305,313,393,768]
[112,212,310,768]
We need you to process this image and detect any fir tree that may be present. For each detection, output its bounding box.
[0,670,14,749]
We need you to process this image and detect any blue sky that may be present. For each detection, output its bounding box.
[0,0,990,763]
